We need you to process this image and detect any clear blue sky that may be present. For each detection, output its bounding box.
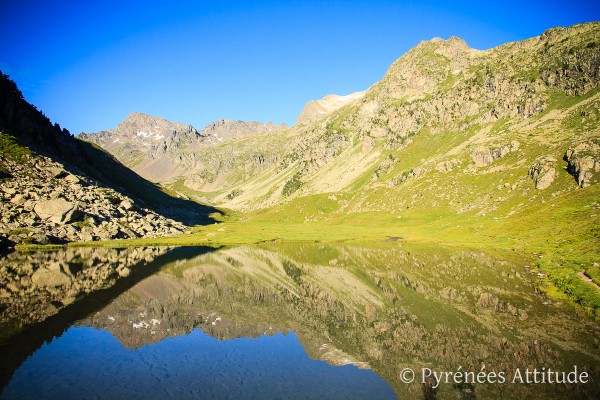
[1,0,599,134]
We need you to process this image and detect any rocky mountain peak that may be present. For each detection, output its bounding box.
[443,35,469,47]
[412,35,472,55]
[79,114,289,184]
[540,25,568,41]
[295,91,366,126]
[118,111,164,127]
[373,34,482,100]
[115,112,191,137]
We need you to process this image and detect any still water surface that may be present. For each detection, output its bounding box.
[0,243,598,399]
[3,327,394,400]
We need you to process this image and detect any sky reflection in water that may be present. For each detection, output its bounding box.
[2,326,395,400]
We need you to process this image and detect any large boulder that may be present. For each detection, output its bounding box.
[119,198,135,211]
[30,233,60,245]
[471,141,518,167]
[529,157,556,189]
[34,198,83,224]
[471,147,494,167]
[63,173,81,184]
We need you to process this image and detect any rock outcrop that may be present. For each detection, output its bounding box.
[529,157,556,190]
[471,141,519,167]
[565,140,600,187]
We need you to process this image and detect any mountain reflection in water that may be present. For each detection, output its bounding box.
[2,327,394,400]
[1,243,599,399]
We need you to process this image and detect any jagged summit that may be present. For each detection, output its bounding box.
[117,111,189,129]
[420,35,470,47]
[373,34,482,99]
[110,112,196,142]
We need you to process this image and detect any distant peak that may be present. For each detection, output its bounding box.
[447,36,469,47]
[119,112,186,128]
[321,92,365,103]
[420,35,469,49]
[127,111,147,117]
[203,119,238,130]
[121,112,155,124]
[295,91,365,125]
[124,111,153,121]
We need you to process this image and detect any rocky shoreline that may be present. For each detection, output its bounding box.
[0,153,186,249]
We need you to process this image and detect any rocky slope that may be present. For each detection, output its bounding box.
[0,151,185,246]
[80,112,287,184]
[0,72,222,248]
[0,73,216,231]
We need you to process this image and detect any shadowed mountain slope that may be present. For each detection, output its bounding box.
[0,73,221,226]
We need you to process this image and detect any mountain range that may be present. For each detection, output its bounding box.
[79,114,286,183]
[81,22,599,213]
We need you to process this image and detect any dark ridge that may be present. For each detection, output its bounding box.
[0,72,222,226]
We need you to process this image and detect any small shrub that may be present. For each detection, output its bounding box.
[283,172,302,196]
[226,189,243,200]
